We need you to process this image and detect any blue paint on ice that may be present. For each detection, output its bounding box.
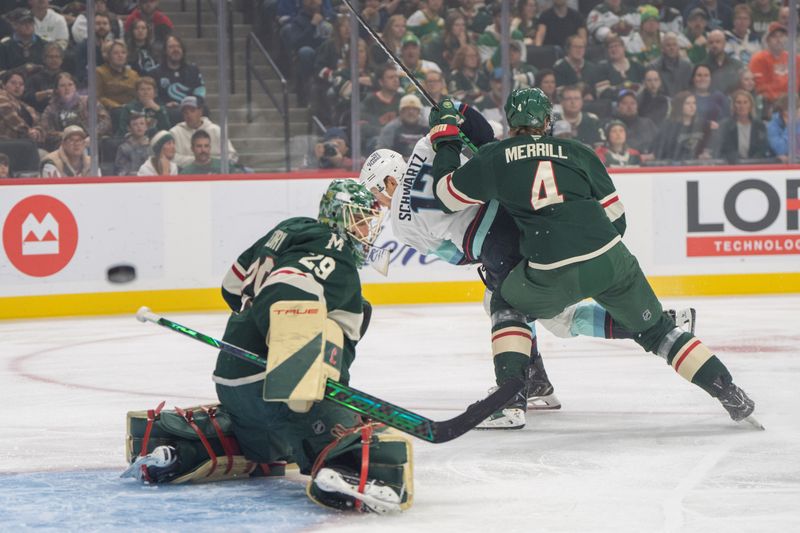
[0,470,334,531]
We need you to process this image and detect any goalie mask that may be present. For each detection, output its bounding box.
[359,149,405,202]
[319,179,384,267]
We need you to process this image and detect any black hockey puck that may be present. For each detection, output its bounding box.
[107,264,136,283]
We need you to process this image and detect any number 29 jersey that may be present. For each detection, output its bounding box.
[434,135,627,270]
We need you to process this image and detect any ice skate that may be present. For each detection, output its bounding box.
[667,308,696,334]
[475,389,527,429]
[526,355,561,410]
[710,376,764,430]
[120,445,180,483]
[313,467,402,514]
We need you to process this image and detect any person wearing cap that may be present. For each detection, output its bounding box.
[749,22,800,103]
[138,130,178,176]
[406,0,444,40]
[169,95,238,168]
[684,8,710,64]
[313,126,353,169]
[587,0,638,44]
[648,32,693,95]
[377,93,428,158]
[40,125,93,177]
[478,3,525,63]
[534,0,587,48]
[593,34,646,100]
[702,29,743,94]
[724,4,762,66]
[361,63,403,142]
[0,8,47,71]
[553,34,598,92]
[595,120,642,167]
[41,72,111,152]
[398,32,442,94]
[623,5,664,64]
[117,76,170,137]
[29,0,69,50]
[115,112,150,176]
[611,89,658,157]
[682,0,733,32]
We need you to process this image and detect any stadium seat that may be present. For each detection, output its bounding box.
[0,140,40,177]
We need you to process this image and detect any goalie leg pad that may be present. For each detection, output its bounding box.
[306,425,414,513]
[264,301,344,412]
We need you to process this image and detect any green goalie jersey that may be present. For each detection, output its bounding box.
[432,134,627,270]
[215,217,364,384]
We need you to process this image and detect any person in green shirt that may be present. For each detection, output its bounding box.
[428,89,760,429]
[179,129,225,174]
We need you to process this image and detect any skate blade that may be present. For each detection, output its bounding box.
[527,392,561,410]
[741,415,765,431]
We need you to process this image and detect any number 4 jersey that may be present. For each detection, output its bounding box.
[433,135,627,270]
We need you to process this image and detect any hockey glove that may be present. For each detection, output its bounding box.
[429,98,463,151]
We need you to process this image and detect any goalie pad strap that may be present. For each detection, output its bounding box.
[175,406,218,478]
[356,424,375,512]
[140,400,165,457]
[202,406,236,474]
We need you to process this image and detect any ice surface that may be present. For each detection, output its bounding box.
[1,296,799,532]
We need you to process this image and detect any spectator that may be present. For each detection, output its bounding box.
[736,69,764,120]
[424,11,470,71]
[447,44,487,105]
[475,67,507,125]
[124,0,174,44]
[0,152,8,177]
[512,0,540,45]
[612,89,658,157]
[75,12,117,79]
[478,2,524,63]
[179,130,228,174]
[22,41,61,112]
[653,0,685,36]
[327,39,373,126]
[114,112,150,175]
[280,0,333,106]
[0,70,43,145]
[147,35,206,124]
[117,76,170,137]
[360,63,402,141]
[41,72,111,151]
[704,29,742,94]
[406,0,444,40]
[595,119,642,167]
[593,34,645,100]
[535,68,562,119]
[766,95,800,162]
[535,0,586,47]
[749,0,779,35]
[0,8,46,71]
[750,23,800,105]
[553,34,597,92]
[649,32,693,95]
[637,68,670,123]
[623,5,663,64]
[654,90,713,161]
[586,0,637,44]
[29,0,68,50]
[560,84,604,146]
[40,124,93,177]
[137,129,177,175]
[314,14,351,98]
[552,119,571,138]
[369,13,405,69]
[313,126,353,169]
[684,8,709,64]
[456,0,481,33]
[126,18,158,75]
[724,4,761,66]
[377,94,428,157]
[419,69,446,122]
[690,63,730,124]
[714,89,772,163]
[96,40,140,113]
[683,0,733,31]
[397,32,441,93]
[359,0,393,33]
[72,0,123,44]
[169,96,238,168]
[488,40,536,90]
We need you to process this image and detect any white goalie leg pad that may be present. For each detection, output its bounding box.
[264,301,344,412]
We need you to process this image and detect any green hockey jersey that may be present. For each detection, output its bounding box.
[215,217,364,384]
[432,135,627,270]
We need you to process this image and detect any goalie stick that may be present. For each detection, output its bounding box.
[136,307,523,443]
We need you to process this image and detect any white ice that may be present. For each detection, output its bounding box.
[1,296,799,532]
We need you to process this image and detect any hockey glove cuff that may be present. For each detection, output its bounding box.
[430,123,462,151]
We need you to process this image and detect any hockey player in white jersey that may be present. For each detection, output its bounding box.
[360,103,695,429]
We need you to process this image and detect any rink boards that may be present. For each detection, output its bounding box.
[1,166,799,319]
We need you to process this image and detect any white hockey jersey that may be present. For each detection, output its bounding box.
[389,135,480,264]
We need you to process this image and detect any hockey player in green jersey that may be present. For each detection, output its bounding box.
[428,89,760,428]
[123,180,415,513]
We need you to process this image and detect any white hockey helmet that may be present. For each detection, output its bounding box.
[359,149,405,196]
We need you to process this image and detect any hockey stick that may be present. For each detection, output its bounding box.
[136,307,523,443]
[340,0,479,153]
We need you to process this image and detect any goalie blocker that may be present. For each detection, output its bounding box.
[123,301,413,513]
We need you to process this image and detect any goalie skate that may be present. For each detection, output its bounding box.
[667,308,696,334]
[120,445,179,483]
[313,467,402,514]
[475,390,526,430]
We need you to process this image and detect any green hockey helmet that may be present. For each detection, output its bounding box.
[319,179,385,266]
[504,87,553,129]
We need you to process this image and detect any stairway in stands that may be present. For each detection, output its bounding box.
[158,0,308,172]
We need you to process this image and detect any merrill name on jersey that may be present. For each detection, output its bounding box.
[505,143,568,163]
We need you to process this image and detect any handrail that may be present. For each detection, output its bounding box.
[195,0,236,93]
[246,32,291,171]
